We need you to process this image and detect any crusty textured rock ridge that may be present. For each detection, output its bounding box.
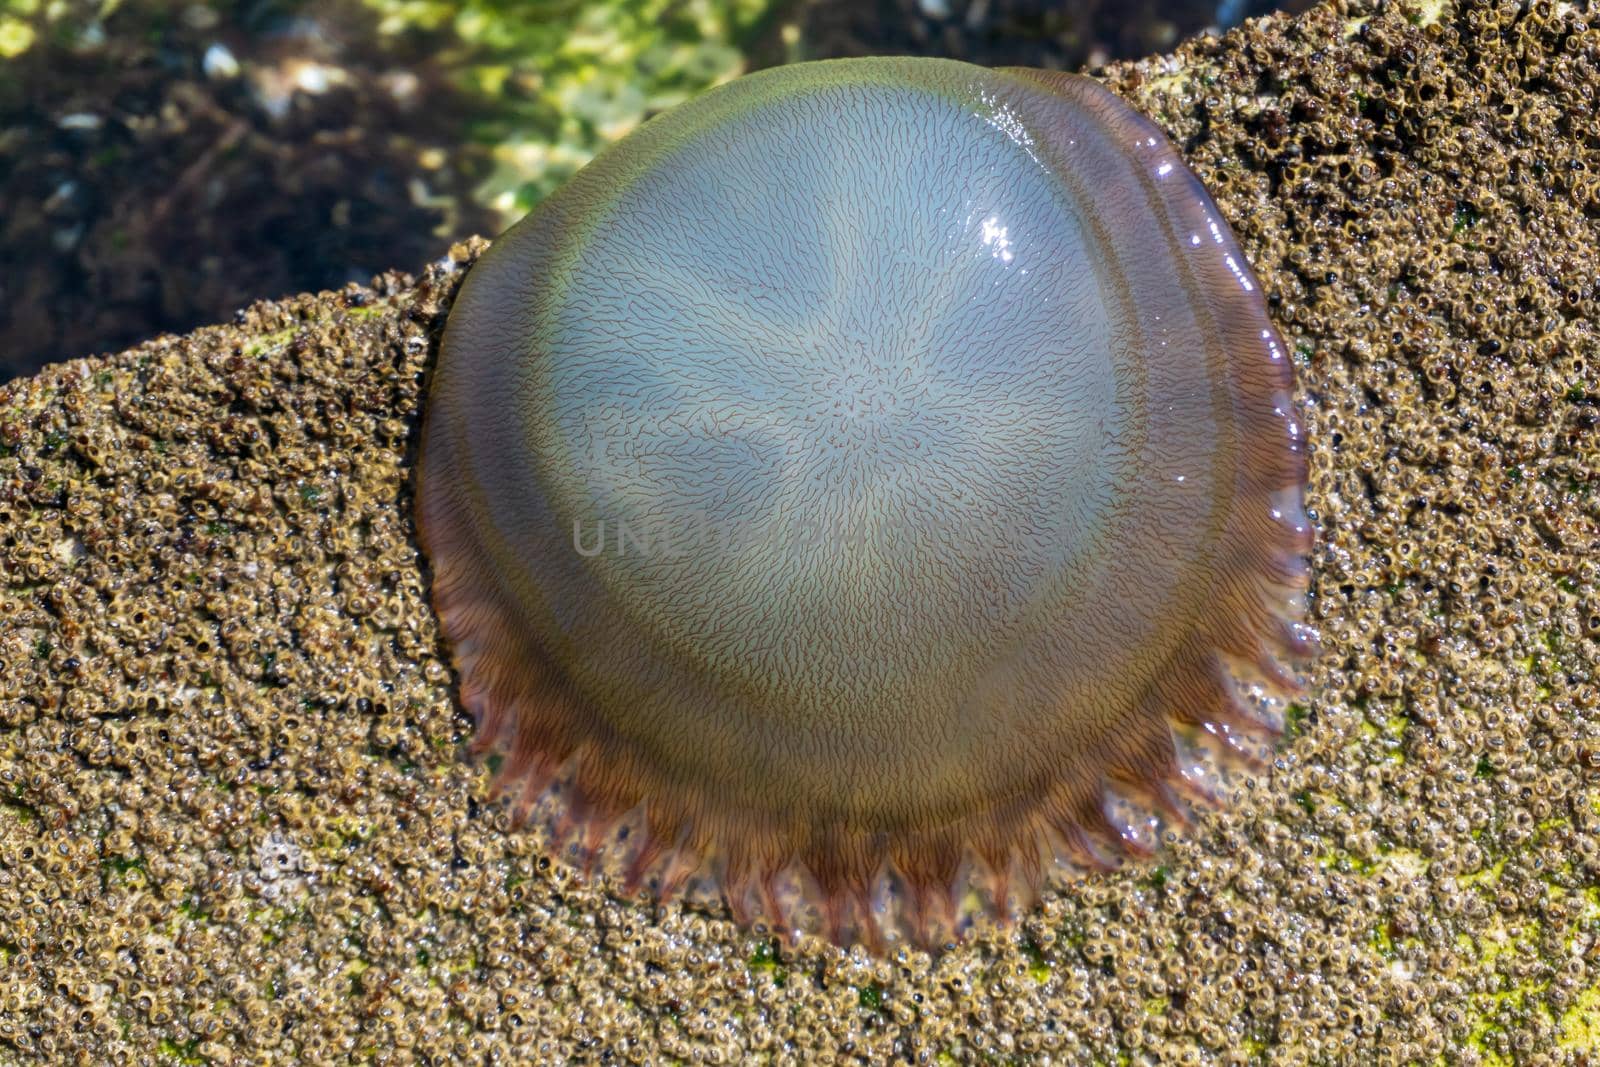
[1,0,1598,1061]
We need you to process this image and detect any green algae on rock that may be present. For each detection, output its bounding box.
[1,0,1599,1062]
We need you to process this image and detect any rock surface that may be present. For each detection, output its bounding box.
[2,0,1599,1062]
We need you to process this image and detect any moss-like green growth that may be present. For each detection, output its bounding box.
[360,0,779,217]
[2,1,1600,1062]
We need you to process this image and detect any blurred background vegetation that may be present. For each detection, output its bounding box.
[0,0,1308,379]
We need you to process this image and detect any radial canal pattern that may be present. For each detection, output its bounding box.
[417,56,1314,952]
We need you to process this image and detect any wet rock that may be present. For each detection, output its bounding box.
[1,0,1598,1061]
